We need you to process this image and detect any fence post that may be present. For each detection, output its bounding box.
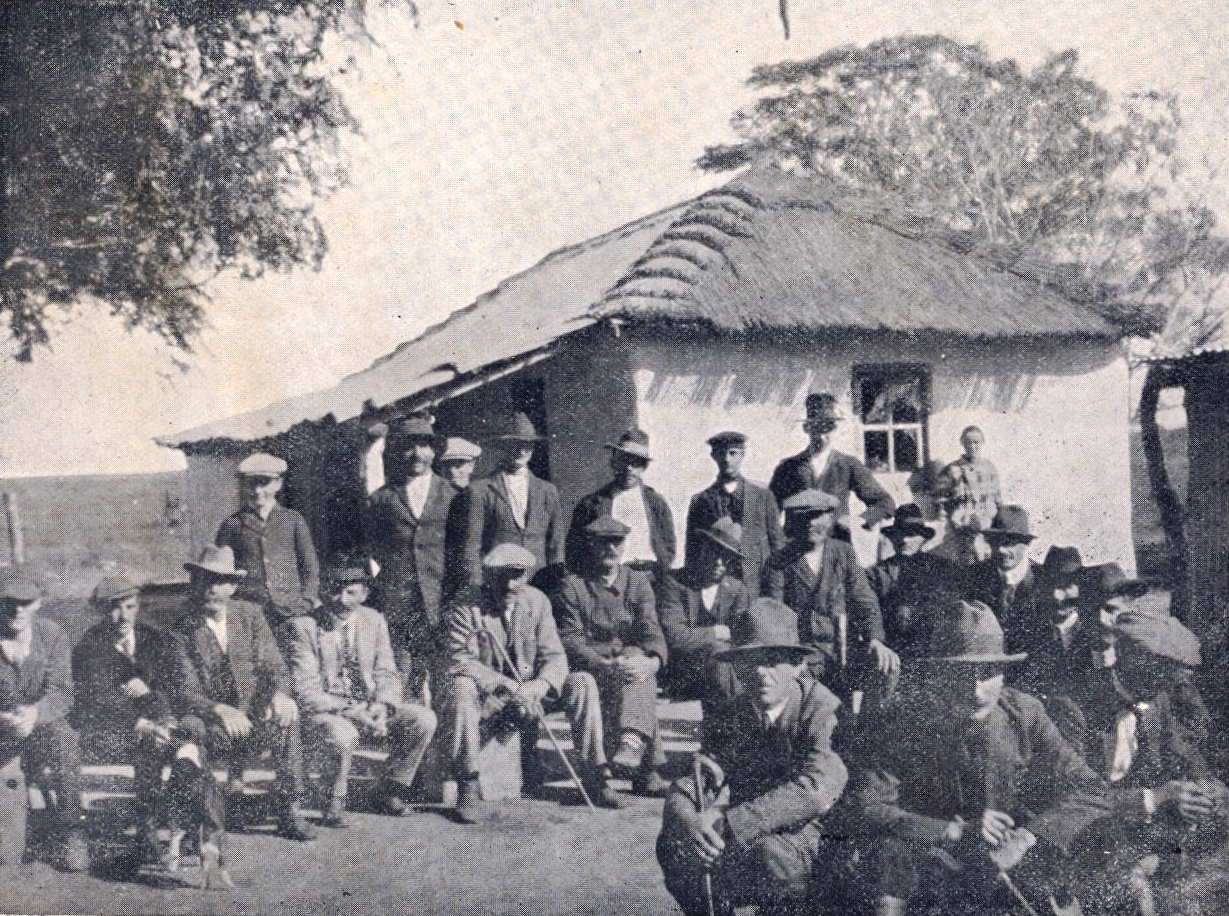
[3,493,24,566]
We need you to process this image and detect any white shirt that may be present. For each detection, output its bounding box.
[502,470,530,528]
[804,541,826,577]
[764,698,790,727]
[611,485,656,563]
[205,612,228,654]
[1055,611,1080,651]
[1107,708,1142,783]
[404,472,433,519]
[807,445,833,481]
[115,631,136,660]
[700,584,719,611]
[0,628,31,666]
[1001,558,1031,589]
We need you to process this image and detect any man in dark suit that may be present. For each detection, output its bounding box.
[769,393,895,537]
[565,428,676,584]
[215,452,320,648]
[658,518,750,702]
[963,506,1046,649]
[464,411,565,591]
[0,572,89,871]
[171,546,317,843]
[72,571,184,857]
[656,598,849,916]
[765,490,898,696]
[685,430,784,599]
[364,415,459,698]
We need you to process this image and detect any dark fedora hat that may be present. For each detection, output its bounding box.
[1081,562,1148,603]
[881,504,935,540]
[696,517,743,558]
[802,392,844,431]
[716,598,815,665]
[924,599,1027,664]
[388,414,437,444]
[606,428,652,462]
[492,411,544,442]
[983,505,1035,545]
[1040,546,1083,582]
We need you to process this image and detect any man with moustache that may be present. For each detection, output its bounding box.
[685,431,784,599]
[963,505,1045,645]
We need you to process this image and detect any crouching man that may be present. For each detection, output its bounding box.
[0,572,90,871]
[288,557,437,826]
[171,546,317,844]
[656,598,848,916]
[437,544,621,823]
[844,599,1109,915]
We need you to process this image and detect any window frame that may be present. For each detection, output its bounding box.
[850,363,932,474]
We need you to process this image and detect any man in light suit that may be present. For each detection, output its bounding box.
[463,411,565,591]
[171,545,317,844]
[288,557,437,826]
[685,430,784,598]
[436,544,619,823]
[769,393,895,538]
[364,414,460,699]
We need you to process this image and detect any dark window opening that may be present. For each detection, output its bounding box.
[852,365,930,473]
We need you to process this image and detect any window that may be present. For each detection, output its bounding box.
[852,365,930,473]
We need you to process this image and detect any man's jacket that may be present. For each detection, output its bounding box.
[287,605,403,714]
[71,621,174,732]
[766,539,885,651]
[565,481,676,574]
[215,503,320,619]
[657,568,749,662]
[867,552,961,658]
[685,478,783,598]
[445,583,569,699]
[554,566,668,672]
[0,618,73,725]
[768,449,895,527]
[464,473,564,587]
[964,560,1046,654]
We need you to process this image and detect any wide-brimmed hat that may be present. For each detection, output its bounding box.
[1112,603,1201,667]
[184,545,248,582]
[492,412,544,442]
[606,428,652,463]
[781,489,840,515]
[91,571,144,606]
[1081,562,1148,604]
[237,452,287,479]
[983,506,1034,545]
[0,571,41,605]
[439,437,482,463]
[923,599,1027,664]
[585,516,631,540]
[706,430,748,449]
[483,543,537,570]
[1040,546,1083,583]
[716,598,816,664]
[802,393,844,431]
[696,518,743,558]
[882,504,935,540]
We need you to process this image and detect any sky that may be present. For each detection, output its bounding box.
[0,0,1224,476]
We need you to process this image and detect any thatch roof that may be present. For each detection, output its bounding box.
[162,168,1119,448]
[1147,284,1229,362]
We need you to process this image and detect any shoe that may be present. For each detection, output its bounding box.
[61,828,91,873]
[585,777,624,810]
[632,770,670,798]
[200,840,236,891]
[611,732,647,773]
[454,777,484,825]
[277,807,318,842]
[321,795,349,829]
[377,785,411,817]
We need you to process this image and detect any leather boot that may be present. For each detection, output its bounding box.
[277,803,318,842]
[454,777,484,824]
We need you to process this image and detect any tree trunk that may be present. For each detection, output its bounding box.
[1182,355,1229,648]
[1139,362,1187,611]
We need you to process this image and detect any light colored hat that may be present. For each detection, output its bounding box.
[237,452,287,478]
[585,516,632,539]
[483,544,537,570]
[1114,605,1201,667]
[983,505,1034,545]
[781,489,841,514]
[715,598,816,664]
[92,571,144,606]
[184,545,248,582]
[696,518,743,558]
[605,428,652,462]
[440,437,482,463]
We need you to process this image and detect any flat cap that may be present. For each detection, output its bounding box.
[92,571,144,606]
[1114,604,1202,667]
[781,490,841,513]
[584,516,631,538]
[440,437,482,463]
[483,543,537,570]
[706,430,747,447]
[0,571,40,604]
[237,452,287,478]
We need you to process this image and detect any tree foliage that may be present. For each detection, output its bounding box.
[0,0,411,360]
[700,34,1229,334]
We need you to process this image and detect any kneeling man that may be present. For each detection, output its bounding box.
[438,544,621,823]
[288,557,437,826]
[657,598,849,915]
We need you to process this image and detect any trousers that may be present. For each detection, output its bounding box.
[306,703,437,798]
[0,719,84,828]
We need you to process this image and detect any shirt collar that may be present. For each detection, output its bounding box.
[0,628,32,665]
[764,698,790,726]
[595,566,628,595]
[115,630,136,657]
[1001,559,1031,588]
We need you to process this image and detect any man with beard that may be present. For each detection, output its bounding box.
[658,518,750,703]
[685,431,783,599]
[364,415,458,699]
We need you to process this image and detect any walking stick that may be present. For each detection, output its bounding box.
[996,870,1040,916]
[693,754,722,916]
[471,628,597,812]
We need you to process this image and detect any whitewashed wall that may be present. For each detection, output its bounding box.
[182,453,243,563]
[628,331,1135,572]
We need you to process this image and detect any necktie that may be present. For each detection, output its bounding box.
[343,624,366,701]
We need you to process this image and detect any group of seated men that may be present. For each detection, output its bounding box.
[0,391,1221,914]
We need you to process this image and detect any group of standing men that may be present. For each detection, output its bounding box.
[0,389,1222,914]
